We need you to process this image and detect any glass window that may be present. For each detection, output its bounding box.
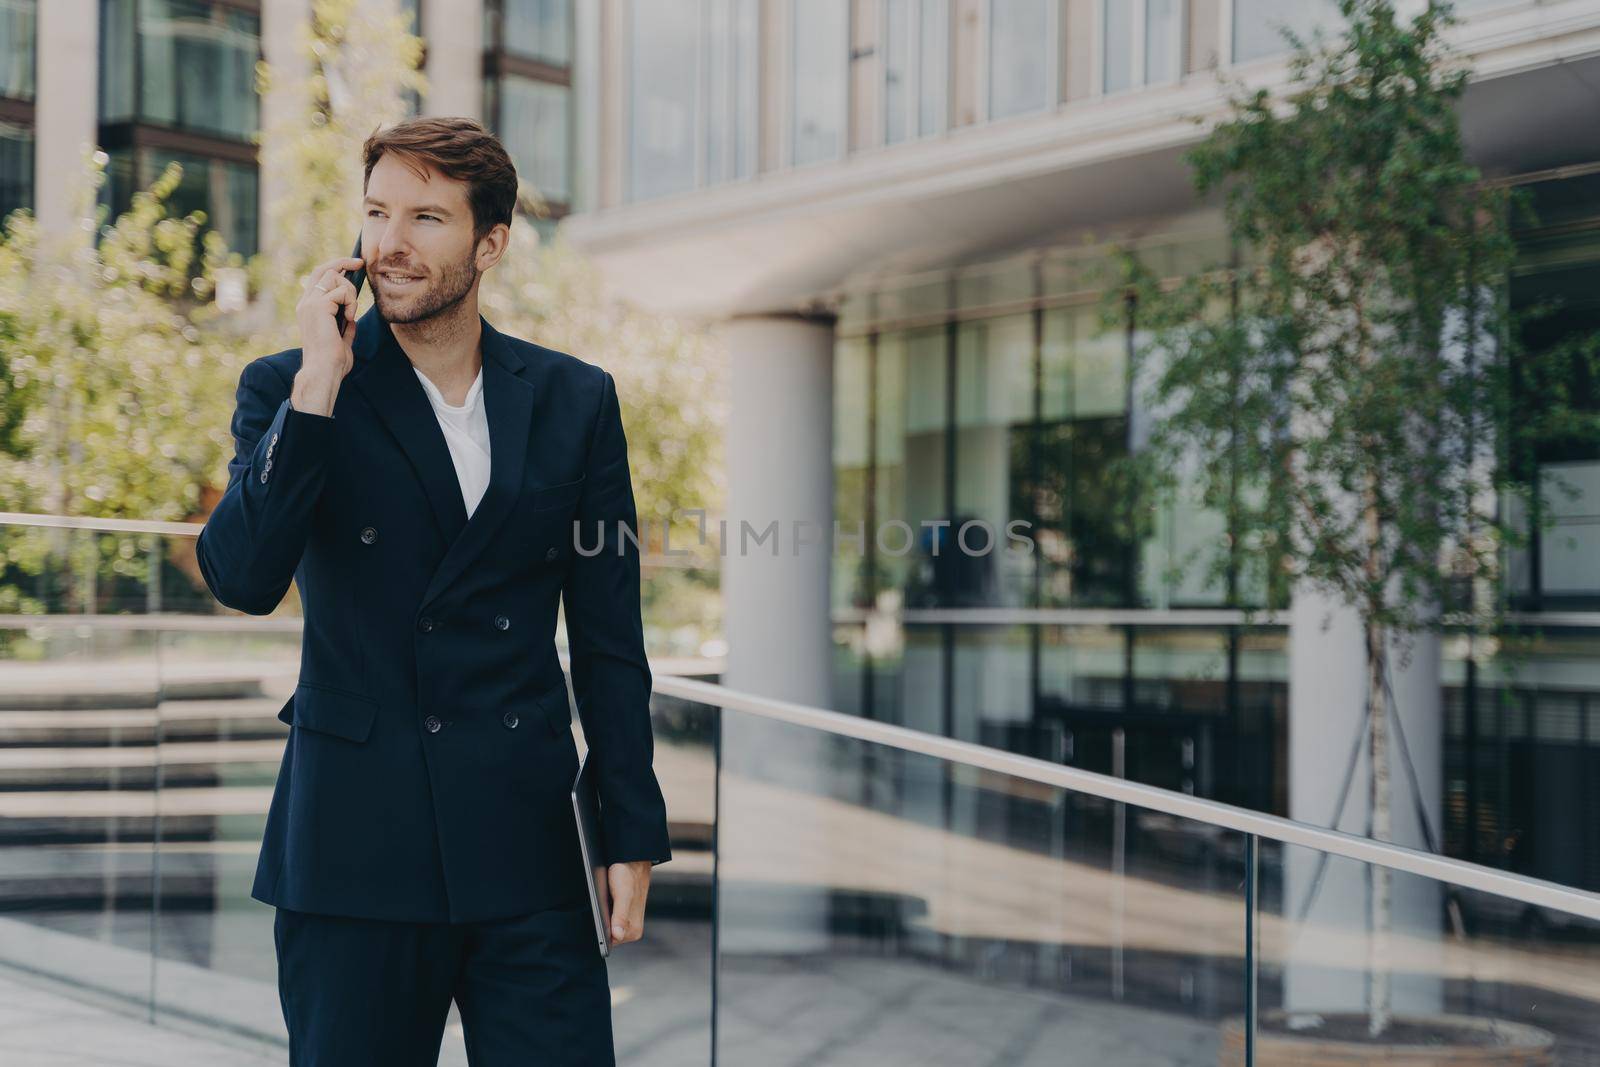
[499,74,570,204]
[1102,0,1134,93]
[136,0,261,140]
[790,0,847,165]
[884,0,947,145]
[626,0,757,201]
[705,0,759,184]
[877,327,949,610]
[1144,0,1181,86]
[834,338,872,611]
[989,0,1052,119]
[0,119,31,226]
[99,0,136,122]
[1231,0,1339,64]
[1036,305,1134,607]
[0,0,34,101]
[493,0,570,66]
[101,146,259,258]
[627,0,698,200]
[954,313,1037,608]
[1104,0,1182,94]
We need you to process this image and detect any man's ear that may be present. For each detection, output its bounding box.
[476,222,510,271]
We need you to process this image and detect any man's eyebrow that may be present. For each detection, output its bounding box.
[363,196,454,217]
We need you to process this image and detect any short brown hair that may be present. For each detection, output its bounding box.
[361,117,518,246]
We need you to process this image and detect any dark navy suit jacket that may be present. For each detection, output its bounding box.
[196,304,672,923]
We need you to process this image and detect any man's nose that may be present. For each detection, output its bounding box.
[371,222,416,262]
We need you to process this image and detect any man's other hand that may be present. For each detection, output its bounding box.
[607,860,652,945]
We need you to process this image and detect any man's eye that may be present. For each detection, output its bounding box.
[367,209,383,217]
[419,214,439,222]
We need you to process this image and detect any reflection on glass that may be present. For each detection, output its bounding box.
[705,0,759,184]
[954,314,1036,608]
[1032,306,1132,608]
[791,0,847,165]
[1145,0,1181,86]
[989,0,1052,118]
[834,337,871,611]
[952,624,1031,746]
[1105,0,1181,93]
[500,74,570,204]
[876,327,948,609]
[496,0,571,66]
[101,146,260,259]
[137,0,261,141]
[627,0,698,201]
[884,0,948,145]
[0,119,30,226]
[0,0,36,101]
[715,708,1249,1063]
[1231,0,1340,64]
[1103,0,1135,93]
[1260,842,1599,1062]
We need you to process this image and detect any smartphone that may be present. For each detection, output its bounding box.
[335,233,367,335]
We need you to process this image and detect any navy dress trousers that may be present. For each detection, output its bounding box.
[196,304,672,1065]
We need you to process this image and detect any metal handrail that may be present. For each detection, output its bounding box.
[7,511,1600,920]
[653,674,1600,925]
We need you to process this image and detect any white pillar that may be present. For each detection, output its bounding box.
[714,313,835,954]
[34,0,99,241]
[421,0,484,119]
[1287,583,1444,1016]
[720,313,835,708]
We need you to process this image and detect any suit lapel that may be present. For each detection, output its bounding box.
[351,306,535,611]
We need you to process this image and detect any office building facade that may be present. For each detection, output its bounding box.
[561,0,1600,915]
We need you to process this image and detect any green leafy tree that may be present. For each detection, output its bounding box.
[0,153,246,619]
[1,0,725,653]
[1108,0,1600,1037]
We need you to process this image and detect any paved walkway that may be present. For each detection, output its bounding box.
[0,969,280,1067]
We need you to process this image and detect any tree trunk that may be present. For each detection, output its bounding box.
[1367,618,1393,1037]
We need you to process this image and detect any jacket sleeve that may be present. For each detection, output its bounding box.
[195,358,338,615]
[561,370,673,867]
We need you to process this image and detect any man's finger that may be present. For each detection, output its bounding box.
[609,868,635,939]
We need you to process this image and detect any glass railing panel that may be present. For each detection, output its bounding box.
[600,688,716,1065]
[0,617,162,1010]
[713,706,1251,1064]
[0,523,209,616]
[147,623,300,1043]
[1258,842,1600,1063]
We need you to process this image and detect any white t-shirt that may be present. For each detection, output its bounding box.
[412,363,491,519]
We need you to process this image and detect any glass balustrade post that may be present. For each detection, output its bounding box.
[1244,832,1259,1067]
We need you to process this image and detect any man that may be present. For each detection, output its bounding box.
[195,117,672,1066]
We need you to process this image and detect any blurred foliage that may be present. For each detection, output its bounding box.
[0,0,726,656]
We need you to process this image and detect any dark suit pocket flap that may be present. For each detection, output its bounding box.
[291,681,379,743]
[537,678,573,737]
[521,474,586,513]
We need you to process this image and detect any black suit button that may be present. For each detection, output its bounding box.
[424,715,442,733]
[502,711,519,729]
[418,616,434,633]
[545,546,559,561]
[494,614,510,630]
[360,526,377,544]
[260,471,269,483]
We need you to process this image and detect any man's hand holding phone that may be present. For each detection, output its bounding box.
[291,255,366,417]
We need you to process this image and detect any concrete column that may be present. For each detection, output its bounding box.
[34,0,99,241]
[421,0,484,119]
[1287,582,1444,1015]
[714,313,836,954]
[720,313,836,709]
